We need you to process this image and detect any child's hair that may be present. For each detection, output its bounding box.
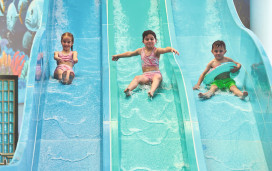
[212,40,226,50]
[142,30,157,41]
[61,32,74,51]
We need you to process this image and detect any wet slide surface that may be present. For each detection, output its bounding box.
[2,0,270,171]
[108,0,196,170]
[169,0,270,170]
[31,1,104,170]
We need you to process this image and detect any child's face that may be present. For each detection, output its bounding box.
[143,34,157,48]
[211,46,226,60]
[61,36,73,51]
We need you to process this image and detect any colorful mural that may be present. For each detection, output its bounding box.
[0,0,43,103]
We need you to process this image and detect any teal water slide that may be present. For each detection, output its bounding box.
[1,0,272,170]
[108,0,203,170]
[167,0,272,170]
[109,0,272,170]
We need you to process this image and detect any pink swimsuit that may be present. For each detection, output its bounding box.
[141,47,162,82]
[54,51,74,74]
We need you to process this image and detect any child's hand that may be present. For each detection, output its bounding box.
[172,48,180,56]
[231,66,240,73]
[73,58,78,64]
[193,85,200,90]
[112,55,119,61]
[56,57,63,63]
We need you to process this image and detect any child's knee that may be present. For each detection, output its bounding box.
[133,75,141,82]
[154,74,162,81]
[210,85,218,91]
[55,72,63,79]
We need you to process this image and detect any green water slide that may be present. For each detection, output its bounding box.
[108,0,204,170]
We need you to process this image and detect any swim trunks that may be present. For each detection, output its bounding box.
[211,78,236,89]
[143,70,162,82]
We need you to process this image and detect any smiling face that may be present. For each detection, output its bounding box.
[143,34,157,49]
[61,36,73,51]
[211,46,226,61]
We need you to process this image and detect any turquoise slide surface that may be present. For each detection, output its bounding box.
[1,0,272,171]
[108,0,203,170]
[0,0,110,170]
[168,0,272,170]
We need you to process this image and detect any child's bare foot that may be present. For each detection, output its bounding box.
[124,88,132,96]
[61,71,68,84]
[67,72,75,85]
[148,91,154,97]
[198,92,212,99]
[240,91,248,100]
[198,93,207,99]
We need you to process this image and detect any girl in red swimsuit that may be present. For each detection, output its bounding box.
[112,30,179,97]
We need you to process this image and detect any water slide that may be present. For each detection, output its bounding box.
[109,0,272,170]
[1,0,272,171]
[108,0,203,170]
[0,0,110,170]
[167,0,272,170]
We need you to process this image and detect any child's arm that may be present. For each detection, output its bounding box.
[156,47,180,56]
[226,57,241,73]
[54,52,62,62]
[72,51,78,64]
[193,61,213,90]
[112,48,141,61]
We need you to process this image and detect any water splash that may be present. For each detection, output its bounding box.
[54,0,69,43]
[113,0,130,53]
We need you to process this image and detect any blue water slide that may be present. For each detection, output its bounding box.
[167,0,272,170]
[0,0,110,170]
[108,0,205,170]
[2,0,271,170]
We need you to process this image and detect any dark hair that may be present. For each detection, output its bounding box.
[61,32,74,51]
[212,40,226,50]
[142,30,157,41]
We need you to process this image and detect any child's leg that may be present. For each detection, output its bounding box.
[125,75,149,95]
[148,74,162,97]
[229,85,248,99]
[54,69,63,80]
[67,72,75,84]
[61,71,68,84]
[198,85,218,99]
[62,70,74,84]
[65,70,71,82]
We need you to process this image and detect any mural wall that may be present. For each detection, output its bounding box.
[0,0,43,103]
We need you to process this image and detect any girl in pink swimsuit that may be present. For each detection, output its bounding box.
[112,30,179,97]
[54,32,78,84]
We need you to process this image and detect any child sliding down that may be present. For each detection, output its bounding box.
[54,32,78,85]
[112,30,179,97]
[193,40,248,100]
